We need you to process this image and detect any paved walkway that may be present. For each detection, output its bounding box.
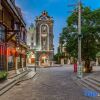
[0,66,100,100]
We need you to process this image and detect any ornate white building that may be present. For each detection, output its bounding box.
[35,11,54,67]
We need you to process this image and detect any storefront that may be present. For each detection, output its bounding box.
[7,44,16,71]
[0,0,27,76]
[16,46,27,70]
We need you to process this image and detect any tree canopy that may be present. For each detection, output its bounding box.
[60,6,100,61]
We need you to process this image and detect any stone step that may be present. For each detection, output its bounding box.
[85,78,100,87]
[76,79,95,91]
[0,79,19,96]
[81,78,100,92]
[89,77,100,84]
[19,71,37,82]
[0,70,30,96]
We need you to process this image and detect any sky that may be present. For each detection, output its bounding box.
[15,0,100,53]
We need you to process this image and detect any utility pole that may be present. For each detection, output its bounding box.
[78,0,81,65]
[68,0,83,78]
[77,0,83,78]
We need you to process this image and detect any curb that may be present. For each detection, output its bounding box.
[19,72,37,82]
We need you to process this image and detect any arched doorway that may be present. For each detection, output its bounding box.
[27,51,35,64]
[39,54,49,66]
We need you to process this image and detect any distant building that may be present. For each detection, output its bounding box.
[27,24,36,65]
[57,35,69,65]
[35,11,54,67]
[96,52,100,66]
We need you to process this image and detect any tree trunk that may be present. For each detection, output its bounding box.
[84,59,92,73]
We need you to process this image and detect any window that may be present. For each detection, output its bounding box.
[23,32,26,43]
[41,25,47,33]
[0,25,5,42]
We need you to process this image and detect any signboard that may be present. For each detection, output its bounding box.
[77,64,83,78]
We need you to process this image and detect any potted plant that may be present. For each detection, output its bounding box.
[0,71,7,82]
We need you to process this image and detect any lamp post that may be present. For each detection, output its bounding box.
[77,0,83,78]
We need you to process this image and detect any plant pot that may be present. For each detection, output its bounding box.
[0,71,7,82]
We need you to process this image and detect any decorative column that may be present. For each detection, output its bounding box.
[25,55,28,70]
[15,57,20,74]
[52,61,54,66]
[38,61,40,66]
[22,57,25,71]
[15,50,20,74]
[96,58,98,66]
[68,59,70,64]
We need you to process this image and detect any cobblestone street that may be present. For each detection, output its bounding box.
[0,66,100,100]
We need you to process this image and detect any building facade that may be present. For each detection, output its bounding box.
[0,0,27,75]
[35,11,54,67]
[57,35,70,65]
[96,52,100,66]
[27,24,36,65]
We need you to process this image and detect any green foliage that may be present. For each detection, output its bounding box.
[54,52,65,63]
[96,52,100,57]
[60,6,100,61]
[0,71,7,80]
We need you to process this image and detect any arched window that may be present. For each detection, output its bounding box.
[41,25,47,33]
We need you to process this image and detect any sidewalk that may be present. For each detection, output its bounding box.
[0,68,36,96]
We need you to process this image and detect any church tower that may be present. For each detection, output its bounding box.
[35,11,54,66]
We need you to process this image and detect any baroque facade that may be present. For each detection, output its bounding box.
[35,11,54,67]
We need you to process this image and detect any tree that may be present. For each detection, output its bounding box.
[61,6,100,72]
